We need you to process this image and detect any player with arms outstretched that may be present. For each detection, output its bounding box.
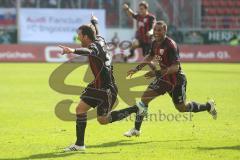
[123,20,218,137]
[59,15,148,151]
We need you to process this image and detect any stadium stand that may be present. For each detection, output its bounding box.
[201,0,240,29]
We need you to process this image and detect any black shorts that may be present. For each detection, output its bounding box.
[148,74,187,105]
[80,84,118,116]
[168,74,187,105]
[139,41,151,56]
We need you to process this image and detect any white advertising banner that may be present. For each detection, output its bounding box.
[19,9,106,43]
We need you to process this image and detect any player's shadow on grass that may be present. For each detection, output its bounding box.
[197,145,240,151]
[0,139,196,160]
[0,151,120,160]
[87,139,196,148]
[87,139,147,148]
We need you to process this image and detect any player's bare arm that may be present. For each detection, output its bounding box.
[146,20,154,36]
[91,14,99,35]
[127,54,154,78]
[123,3,135,18]
[58,45,75,54]
[144,63,180,79]
[58,45,92,56]
[147,16,155,37]
[146,29,153,37]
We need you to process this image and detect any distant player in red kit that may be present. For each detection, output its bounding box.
[123,21,218,137]
[123,1,156,62]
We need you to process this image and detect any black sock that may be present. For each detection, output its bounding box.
[134,104,148,131]
[135,115,144,131]
[109,105,138,123]
[186,101,210,112]
[75,113,87,146]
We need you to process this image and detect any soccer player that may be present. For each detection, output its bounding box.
[59,16,145,151]
[123,20,218,137]
[123,1,156,62]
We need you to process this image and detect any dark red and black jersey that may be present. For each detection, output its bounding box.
[87,36,115,89]
[132,13,155,44]
[150,36,182,86]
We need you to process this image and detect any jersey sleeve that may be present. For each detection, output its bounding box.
[74,44,98,56]
[149,15,156,30]
[88,43,99,56]
[148,41,154,57]
[149,41,155,57]
[168,44,180,64]
[132,13,139,20]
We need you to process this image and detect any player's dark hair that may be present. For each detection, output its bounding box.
[77,25,96,41]
[155,20,168,31]
[139,1,149,9]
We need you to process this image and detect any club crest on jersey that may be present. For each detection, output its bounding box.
[144,18,147,23]
[138,21,145,27]
[155,55,162,61]
[159,49,164,55]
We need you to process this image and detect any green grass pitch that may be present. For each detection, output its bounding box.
[0,63,239,160]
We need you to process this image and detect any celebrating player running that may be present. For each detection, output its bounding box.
[59,15,149,151]
[123,20,218,137]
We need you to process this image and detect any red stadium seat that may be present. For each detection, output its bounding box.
[210,24,217,29]
[229,17,238,29]
[201,0,239,29]
[216,9,225,15]
[226,0,234,7]
[211,1,219,7]
[234,9,240,15]
[202,0,210,6]
[237,1,240,7]
[225,9,232,15]
[220,16,235,29]
[232,17,240,29]
[219,0,225,7]
[206,8,217,15]
[202,17,217,29]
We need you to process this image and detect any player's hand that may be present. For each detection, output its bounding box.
[123,3,129,10]
[146,30,153,37]
[58,45,75,54]
[132,39,139,48]
[91,13,98,24]
[144,70,156,79]
[127,68,138,78]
